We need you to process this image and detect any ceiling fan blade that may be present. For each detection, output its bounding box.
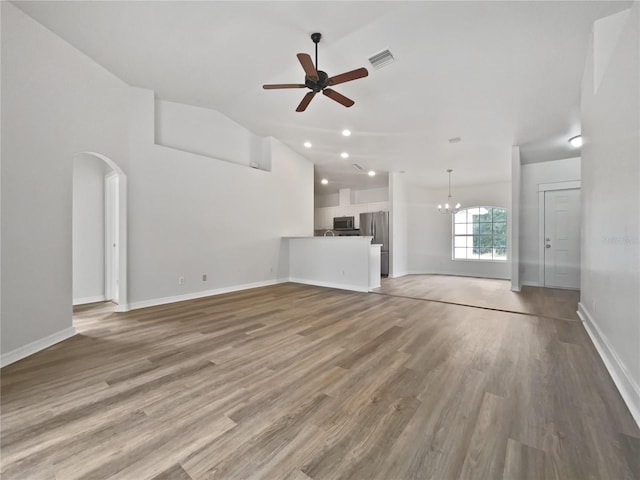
[263,84,306,89]
[297,53,319,82]
[296,91,316,112]
[327,67,369,86]
[323,88,355,108]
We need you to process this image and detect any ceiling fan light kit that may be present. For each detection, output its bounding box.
[262,32,369,112]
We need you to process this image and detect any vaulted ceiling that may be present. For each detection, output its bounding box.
[14,1,631,194]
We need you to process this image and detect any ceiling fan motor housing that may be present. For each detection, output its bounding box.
[306,71,329,91]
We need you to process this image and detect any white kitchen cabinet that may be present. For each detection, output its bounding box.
[324,209,330,229]
[314,202,390,231]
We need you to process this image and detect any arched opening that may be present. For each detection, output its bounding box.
[72,152,128,312]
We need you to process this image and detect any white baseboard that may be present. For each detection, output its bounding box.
[1,326,77,368]
[288,277,369,293]
[578,302,640,428]
[407,270,510,281]
[73,295,106,306]
[74,296,129,312]
[389,271,408,279]
[129,278,289,310]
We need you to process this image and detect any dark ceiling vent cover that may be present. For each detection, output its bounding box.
[352,163,364,171]
[368,49,394,69]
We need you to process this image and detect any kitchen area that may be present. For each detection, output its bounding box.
[315,211,389,277]
[278,184,389,293]
[313,186,389,275]
[284,181,390,293]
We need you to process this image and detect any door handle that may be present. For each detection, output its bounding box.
[545,244,551,248]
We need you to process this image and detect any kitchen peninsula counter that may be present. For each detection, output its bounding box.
[284,236,381,292]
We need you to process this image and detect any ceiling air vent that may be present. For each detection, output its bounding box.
[352,163,364,171]
[368,49,394,70]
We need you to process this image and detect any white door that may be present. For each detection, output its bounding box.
[105,174,119,303]
[544,188,580,289]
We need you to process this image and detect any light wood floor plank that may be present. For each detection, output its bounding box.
[1,279,638,480]
[503,438,556,480]
[459,392,510,479]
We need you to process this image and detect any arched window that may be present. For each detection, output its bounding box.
[453,207,507,261]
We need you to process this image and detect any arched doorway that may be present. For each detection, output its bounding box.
[72,152,128,311]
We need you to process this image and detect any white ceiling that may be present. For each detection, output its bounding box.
[14,1,631,194]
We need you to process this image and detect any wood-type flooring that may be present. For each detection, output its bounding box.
[374,274,580,321]
[1,281,638,479]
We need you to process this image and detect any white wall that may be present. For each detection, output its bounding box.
[352,187,389,204]
[390,173,409,277]
[155,99,270,170]
[511,147,521,290]
[407,181,512,279]
[127,88,313,308]
[580,5,639,425]
[1,4,314,363]
[288,237,378,292]
[520,157,581,286]
[1,3,130,359]
[72,155,111,303]
[315,192,340,208]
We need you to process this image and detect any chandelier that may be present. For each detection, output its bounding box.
[438,169,461,214]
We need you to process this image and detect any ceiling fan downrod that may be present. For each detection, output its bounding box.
[311,32,321,71]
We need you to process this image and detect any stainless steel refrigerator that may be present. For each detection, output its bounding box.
[360,211,389,276]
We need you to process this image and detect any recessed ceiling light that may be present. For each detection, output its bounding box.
[569,135,582,147]
[368,170,376,177]
[321,178,328,185]
[304,141,312,148]
[341,152,349,159]
[342,129,351,137]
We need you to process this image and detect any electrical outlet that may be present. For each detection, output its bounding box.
[202,274,207,282]
[178,276,185,285]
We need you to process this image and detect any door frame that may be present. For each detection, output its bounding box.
[104,172,119,303]
[537,180,581,287]
[73,152,129,312]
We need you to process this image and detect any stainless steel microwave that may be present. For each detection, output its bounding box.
[333,216,355,230]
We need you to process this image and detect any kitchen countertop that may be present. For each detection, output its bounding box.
[283,235,374,241]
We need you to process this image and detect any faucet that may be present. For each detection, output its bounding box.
[324,229,335,237]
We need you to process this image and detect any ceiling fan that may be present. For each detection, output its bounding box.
[263,32,369,112]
